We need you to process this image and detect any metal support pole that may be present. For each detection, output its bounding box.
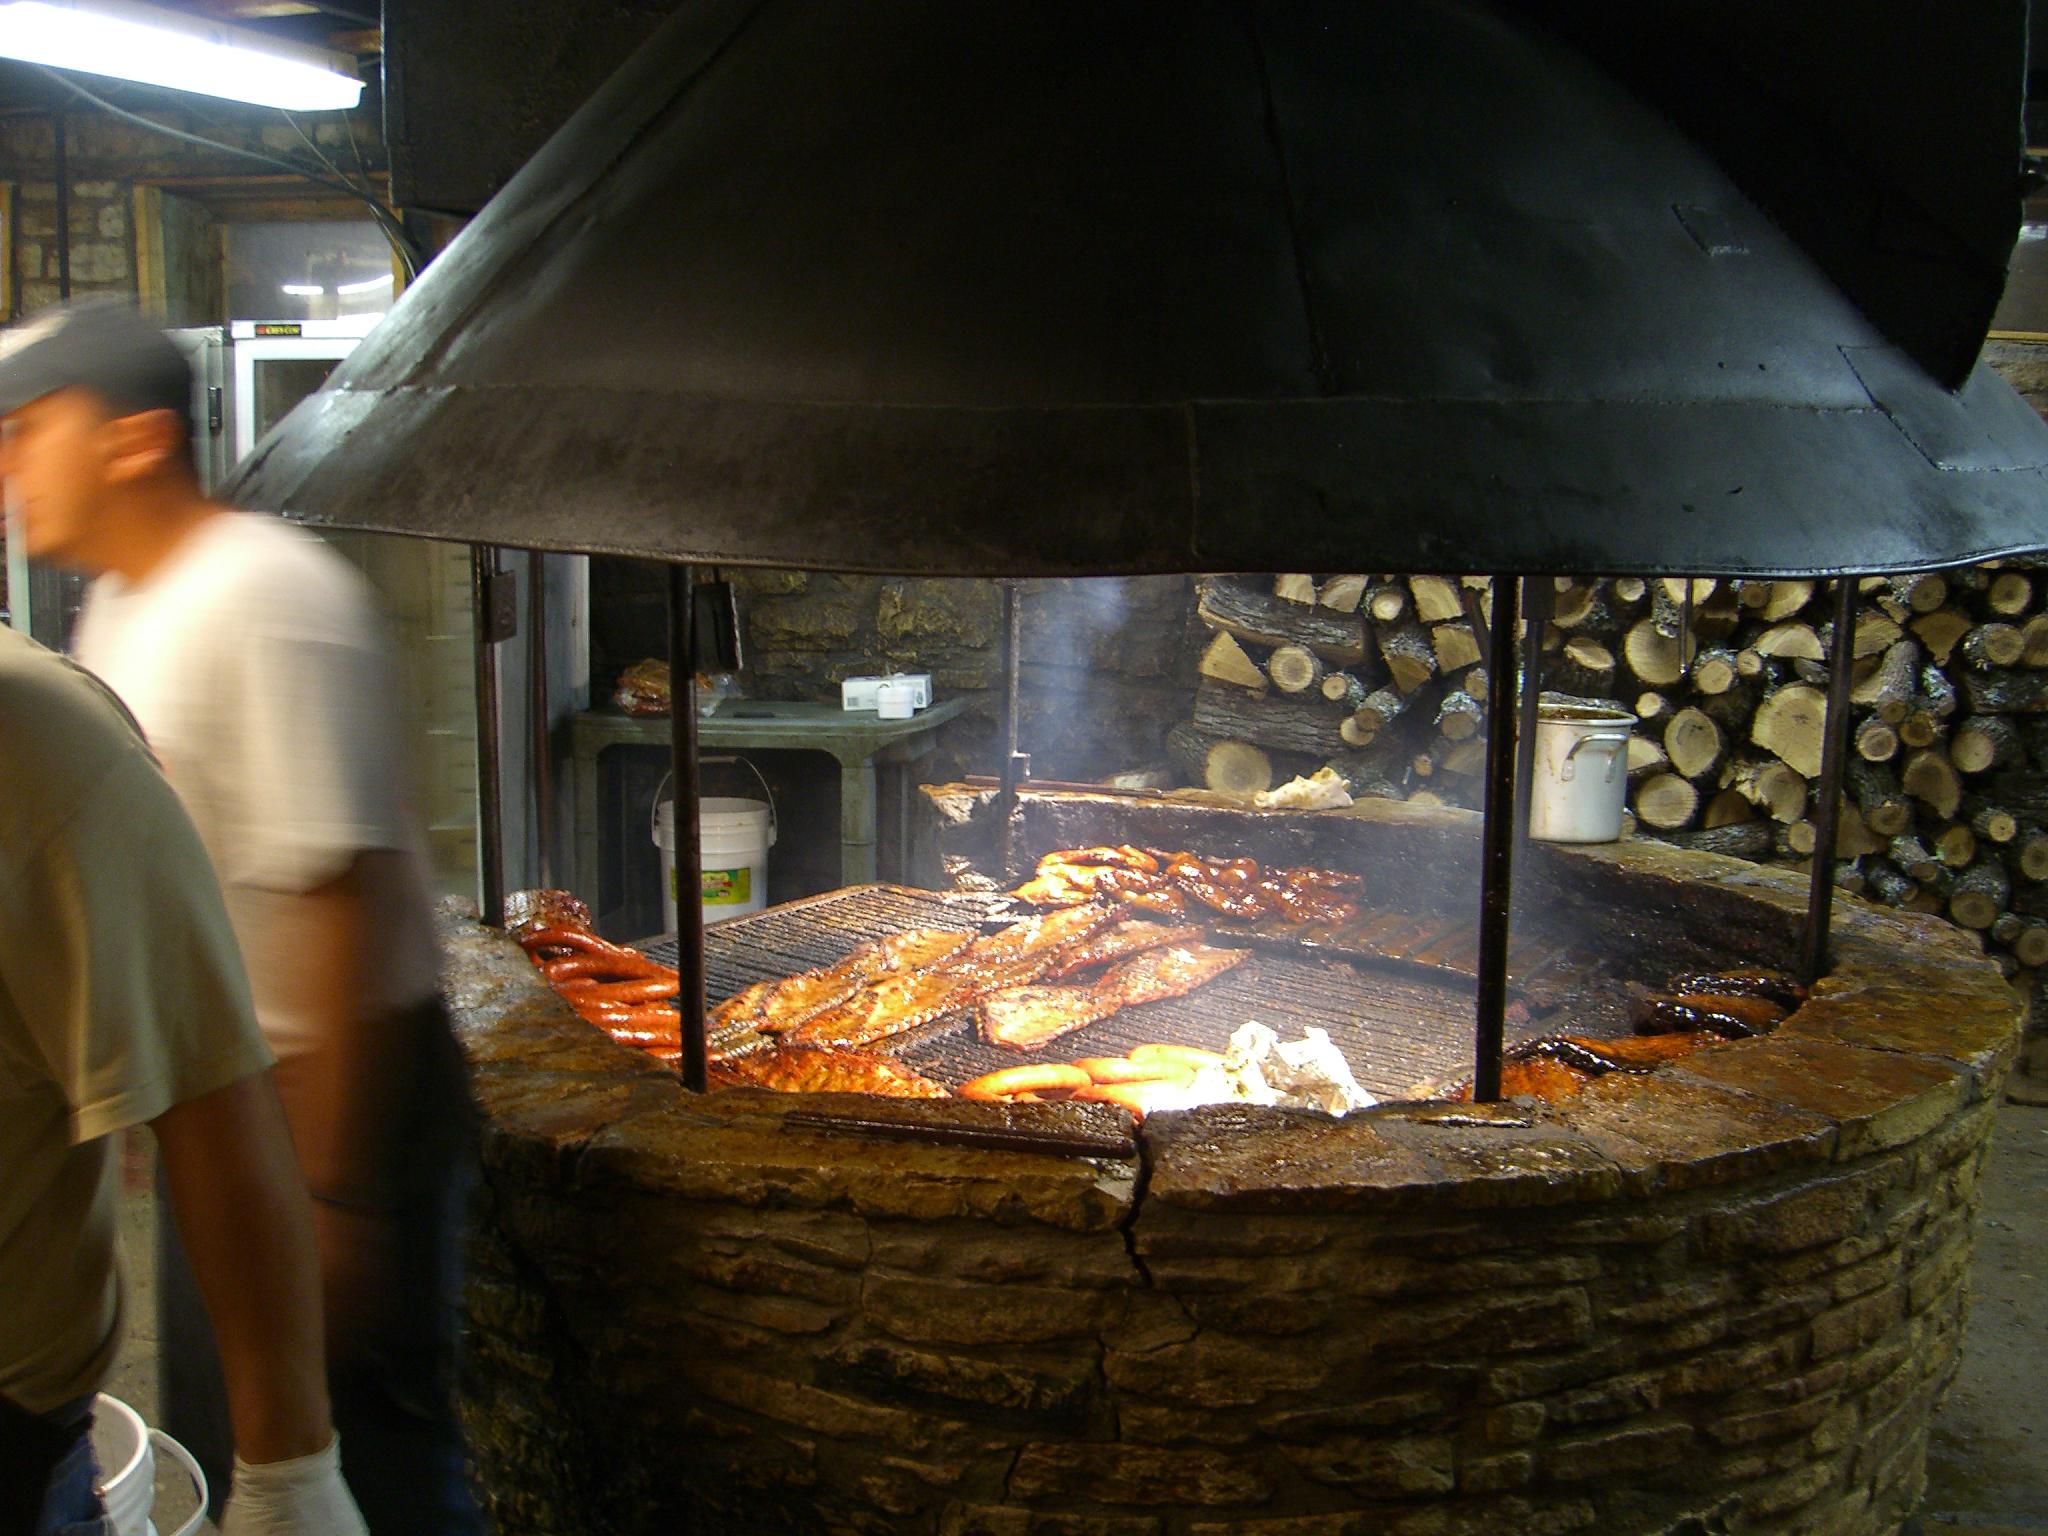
[1471,575,1524,1102]
[1799,577,1859,986]
[1514,577,1552,866]
[997,582,1026,879]
[53,111,70,301]
[470,544,506,926]
[669,564,709,1093]
[1678,578,1695,680]
[527,549,552,886]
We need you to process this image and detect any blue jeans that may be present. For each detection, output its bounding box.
[35,1404,115,1536]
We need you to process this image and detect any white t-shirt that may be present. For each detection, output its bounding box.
[73,511,442,1057]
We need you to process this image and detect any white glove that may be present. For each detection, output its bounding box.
[221,1434,369,1536]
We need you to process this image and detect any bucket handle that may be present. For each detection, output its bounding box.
[1560,731,1632,785]
[149,1428,209,1536]
[655,758,779,848]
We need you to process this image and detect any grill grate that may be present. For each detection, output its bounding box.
[642,885,1617,1100]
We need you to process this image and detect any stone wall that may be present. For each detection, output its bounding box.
[440,814,2023,1536]
[590,560,1202,783]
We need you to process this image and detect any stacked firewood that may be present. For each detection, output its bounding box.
[1167,569,2048,986]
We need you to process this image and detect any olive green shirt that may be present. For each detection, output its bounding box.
[0,628,273,1414]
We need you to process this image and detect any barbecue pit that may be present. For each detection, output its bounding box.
[448,791,2022,1533]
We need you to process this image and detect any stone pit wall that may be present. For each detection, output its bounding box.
[443,831,2022,1536]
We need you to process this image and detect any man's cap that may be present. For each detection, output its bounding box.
[0,300,191,419]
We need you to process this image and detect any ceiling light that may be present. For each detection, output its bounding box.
[335,274,392,295]
[1,0,363,112]
[280,282,324,296]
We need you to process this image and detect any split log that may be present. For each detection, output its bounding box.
[1820,611,1903,660]
[1986,571,2033,616]
[1608,576,1648,611]
[1951,714,2023,774]
[1431,622,1483,675]
[1273,573,1319,605]
[1652,578,1719,639]
[1624,620,1693,687]
[1697,674,1764,739]
[1376,622,1439,695]
[1435,690,1485,742]
[1965,798,2020,845]
[1961,669,2048,714]
[1752,683,1829,777]
[1918,665,1960,719]
[1933,822,1979,869]
[1634,773,1701,831]
[1167,722,1275,798]
[1694,588,1743,644]
[1785,802,1882,859]
[2022,614,2048,668]
[1889,573,1950,615]
[1635,691,1675,728]
[1198,578,1368,666]
[1759,580,1817,621]
[1890,835,1941,882]
[2015,832,2048,883]
[1845,759,1913,838]
[1690,648,1742,696]
[1549,582,1598,629]
[1752,622,1824,662]
[1348,685,1412,739]
[1949,859,2012,931]
[1408,575,1467,624]
[1701,789,1757,829]
[1653,821,1773,860]
[1199,630,1269,693]
[1439,739,1488,777]
[1728,756,1808,824]
[1854,717,1901,763]
[1850,639,1919,723]
[1863,860,1918,908]
[1664,707,1726,782]
[1265,644,1326,696]
[1961,623,2027,670]
[1193,682,1348,757]
[1363,580,1411,625]
[1323,738,1410,800]
[1901,748,1964,821]
[1910,609,1973,667]
[1320,672,1371,711]
[1317,575,1369,613]
[2012,919,2048,969]
[1552,636,1616,699]
[1627,736,1671,785]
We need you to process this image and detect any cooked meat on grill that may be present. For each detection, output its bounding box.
[958,1063,1093,1101]
[1634,992,1785,1038]
[1539,1033,1708,1074]
[1495,1055,1595,1102]
[785,968,983,1048]
[1042,920,1205,981]
[957,903,1119,968]
[712,927,977,1034]
[1663,966,1806,1009]
[1014,848,1366,937]
[504,887,593,935]
[710,1045,949,1097]
[1072,1078,1191,1117]
[981,941,1249,1051]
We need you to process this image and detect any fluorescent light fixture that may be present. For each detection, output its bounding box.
[280,282,324,297]
[1,0,363,112]
[335,274,392,295]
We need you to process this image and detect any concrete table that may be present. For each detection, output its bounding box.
[570,697,968,900]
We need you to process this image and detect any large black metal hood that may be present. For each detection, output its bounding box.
[228,0,2048,577]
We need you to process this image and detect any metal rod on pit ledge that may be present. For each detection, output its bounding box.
[997,582,1024,879]
[1472,575,1524,1102]
[527,550,552,886]
[1799,576,1860,986]
[470,545,506,926]
[669,565,709,1092]
[1513,577,1552,866]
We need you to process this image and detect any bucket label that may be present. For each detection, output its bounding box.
[701,867,751,905]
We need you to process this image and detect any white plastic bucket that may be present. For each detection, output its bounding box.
[653,763,777,930]
[1529,698,1635,843]
[92,1393,207,1536]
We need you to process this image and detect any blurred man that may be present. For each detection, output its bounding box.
[0,625,366,1533]
[0,301,480,1534]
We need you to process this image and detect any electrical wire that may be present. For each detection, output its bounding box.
[34,65,419,277]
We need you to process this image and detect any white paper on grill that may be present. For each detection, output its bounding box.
[1165,1021,1376,1116]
